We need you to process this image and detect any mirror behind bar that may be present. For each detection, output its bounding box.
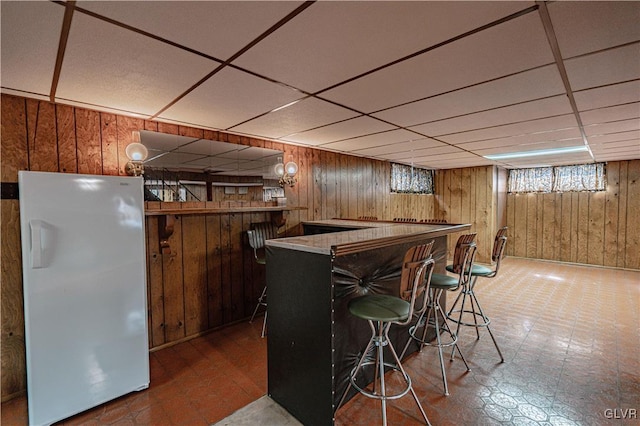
[139,130,284,202]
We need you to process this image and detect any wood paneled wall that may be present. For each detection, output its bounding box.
[3,94,636,401]
[506,160,640,269]
[433,165,505,264]
[0,94,433,400]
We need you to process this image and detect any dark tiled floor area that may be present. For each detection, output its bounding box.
[2,258,638,425]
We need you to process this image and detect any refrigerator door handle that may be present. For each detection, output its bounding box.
[30,220,44,269]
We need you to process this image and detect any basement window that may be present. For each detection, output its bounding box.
[508,163,606,193]
[390,163,434,194]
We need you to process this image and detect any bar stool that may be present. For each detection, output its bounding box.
[247,222,278,338]
[402,233,475,396]
[338,242,436,426]
[446,227,508,362]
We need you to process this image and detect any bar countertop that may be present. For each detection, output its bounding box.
[266,219,471,256]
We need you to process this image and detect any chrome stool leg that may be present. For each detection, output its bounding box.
[250,286,268,338]
[447,277,504,362]
[339,320,431,426]
[401,288,470,396]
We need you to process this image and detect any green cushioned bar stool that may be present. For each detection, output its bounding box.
[402,233,476,396]
[445,227,508,362]
[338,242,436,426]
[247,222,279,338]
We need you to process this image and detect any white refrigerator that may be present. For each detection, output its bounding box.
[18,171,150,426]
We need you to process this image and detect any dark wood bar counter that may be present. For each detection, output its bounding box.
[265,220,470,425]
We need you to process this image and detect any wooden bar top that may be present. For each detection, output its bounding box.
[266,219,470,256]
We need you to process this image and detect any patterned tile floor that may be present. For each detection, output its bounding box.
[2,258,638,425]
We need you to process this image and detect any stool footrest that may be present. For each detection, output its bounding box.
[349,361,411,401]
[446,309,491,328]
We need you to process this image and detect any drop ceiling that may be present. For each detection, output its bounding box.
[1,1,638,169]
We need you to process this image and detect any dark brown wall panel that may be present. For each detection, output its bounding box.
[100,113,119,176]
[505,160,639,270]
[0,200,26,399]
[26,99,58,172]
[1,95,28,181]
[75,108,102,175]
[1,94,636,401]
[56,104,77,173]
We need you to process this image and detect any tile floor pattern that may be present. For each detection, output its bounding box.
[2,258,638,425]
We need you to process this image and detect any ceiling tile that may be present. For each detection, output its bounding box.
[548,1,640,58]
[282,116,395,146]
[564,43,640,91]
[354,138,449,158]
[475,138,586,156]
[584,118,640,137]
[587,130,640,146]
[372,65,565,127]
[595,152,640,162]
[411,96,573,137]
[580,103,640,126]
[382,145,463,162]
[457,131,583,152]
[321,10,553,113]
[441,114,579,144]
[230,97,359,139]
[590,140,640,153]
[56,12,217,116]
[573,80,640,111]
[159,67,303,130]
[0,1,64,96]
[500,151,594,168]
[76,1,305,60]
[320,129,420,152]
[233,1,530,93]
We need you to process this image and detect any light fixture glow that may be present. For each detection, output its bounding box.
[273,156,298,187]
[125,132,149,176]
[484,145,589,161]
[285,161,298,176]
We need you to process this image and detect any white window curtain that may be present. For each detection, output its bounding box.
[553,163,605,192]
[390,163,434,194]
[508,167,553,193]
[508,163,606,193]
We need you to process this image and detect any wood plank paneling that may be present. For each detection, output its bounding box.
[229,213,245,322]
[624,160,640,269]
[26,99,58,172]
[559,193,572,262]
[162,215,185,341]
[514,194,527,258]
[604,162,620,267]
[504,160,639,269]
[1,94,637,401]
[206,215,223,328]
[1,95,28,181]
[182,215,208,335]
[56,104,77,173]
[0,200,26,399]
[587,192,605,266]
[75,108,102,175]
[100,113,119,176]
[146,216,165,347]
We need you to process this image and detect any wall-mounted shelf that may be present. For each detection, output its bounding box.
[145,206,307,253]
[145,206,307,216]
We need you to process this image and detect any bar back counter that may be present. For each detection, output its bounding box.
[265,220,470,425]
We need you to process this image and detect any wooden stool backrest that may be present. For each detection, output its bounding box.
[397,241,436,326]
[450,233,477,277]
[492,227,508,263]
